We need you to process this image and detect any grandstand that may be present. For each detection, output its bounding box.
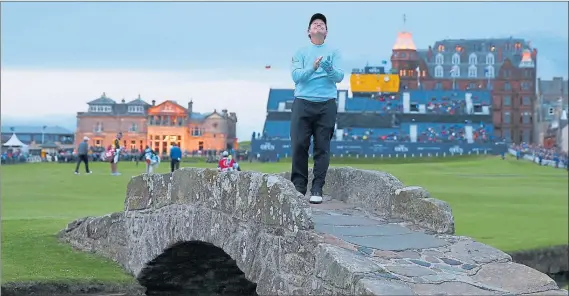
[259,88,494,141]
[252,64,503,159]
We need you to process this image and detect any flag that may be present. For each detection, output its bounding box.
[449,66,457,73]
[265,65,271,69]
[415,66,420,72]
[381,60,387,65]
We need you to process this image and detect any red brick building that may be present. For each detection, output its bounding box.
[391,31,537,143]
[75,93,150,150]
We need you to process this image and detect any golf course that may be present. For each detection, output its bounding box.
[2,155,567,286]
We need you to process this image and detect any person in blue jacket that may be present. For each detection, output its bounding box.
[289,13,344,204]
[169,143,182,172]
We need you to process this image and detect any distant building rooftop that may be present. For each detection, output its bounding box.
[1,125,73,135]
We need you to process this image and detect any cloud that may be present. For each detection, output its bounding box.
[1,68,352,140]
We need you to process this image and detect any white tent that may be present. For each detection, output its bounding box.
[3,133,26,147]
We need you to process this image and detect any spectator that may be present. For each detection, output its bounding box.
[169,143,182,172]
[74,136,92,175]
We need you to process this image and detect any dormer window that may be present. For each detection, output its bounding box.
[515,42,522,50]
[490,45,495,52]
[128,105,144,113]
[486,53,495,65]
[437,44,445,52]
[89,105,112,112]
[469,53,477,65]
[435,53,444,65]
[451,53,460,65]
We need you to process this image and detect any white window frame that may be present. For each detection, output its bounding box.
[128,105,144,113]
[486,53,495,65]
[434,65,444,78]
[129,123,138,132]
[94,122,103,132]
[90,105,112,112]
[468,65,477,78]
[435,53,444,65]
[485,66,495,78]
[451,53,460,65]
[450,66,460,77]
[469,53,477,65]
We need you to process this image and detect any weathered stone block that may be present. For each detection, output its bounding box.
[450,239,512,264]
[391,186,455,234]
[354,277,415,295]
[319,167,405,216]
[314,244,382,291]
[473,262,559,294]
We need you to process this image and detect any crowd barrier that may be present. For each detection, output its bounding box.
[251,139,506,161]
[508,149,568,169]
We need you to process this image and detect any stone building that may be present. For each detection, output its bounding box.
[75,93,238,153]
[535,77,568,147]
[391,32,537,143]
[75,93,150,151]
[146,100,238,153]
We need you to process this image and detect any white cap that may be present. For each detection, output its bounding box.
[222,151,229,157]
[83,136,90,141]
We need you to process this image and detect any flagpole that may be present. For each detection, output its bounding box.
[416,66,420,89]
[486,66,491,90]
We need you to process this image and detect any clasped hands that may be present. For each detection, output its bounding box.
[313,56,333,73]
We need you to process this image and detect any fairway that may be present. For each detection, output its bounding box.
[1,156,567,283]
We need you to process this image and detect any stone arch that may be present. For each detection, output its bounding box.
[138,240,257,296]
[59,168,319,295]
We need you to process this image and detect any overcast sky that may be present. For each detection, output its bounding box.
[2,1,568,140]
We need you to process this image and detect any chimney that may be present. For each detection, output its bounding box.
[151,100,156,106]
[498,47,503,62]
[188,100,193,114]
[427,46,433,62]
[532,48,537,59]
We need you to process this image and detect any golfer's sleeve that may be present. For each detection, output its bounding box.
[291,49,314,84]
[327,50,345,83]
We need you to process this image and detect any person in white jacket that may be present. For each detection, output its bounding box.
[144,146,160,173]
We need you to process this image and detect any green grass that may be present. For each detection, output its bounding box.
[1,156,567,283]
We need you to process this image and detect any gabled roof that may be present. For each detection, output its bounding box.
[127,94,150,105]
[88,92,116,105]
[150,100,187,112]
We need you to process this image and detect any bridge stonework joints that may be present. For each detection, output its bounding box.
[59,167,568,295]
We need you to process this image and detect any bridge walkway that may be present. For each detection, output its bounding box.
[310,199,566,295]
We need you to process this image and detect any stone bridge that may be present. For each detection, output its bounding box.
[59,167,568,295]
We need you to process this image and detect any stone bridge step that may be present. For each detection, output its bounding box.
[309,202,567,295]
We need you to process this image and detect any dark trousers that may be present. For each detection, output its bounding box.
[170,159,180,172]
[290,98,337,195]
[75,154,90,172]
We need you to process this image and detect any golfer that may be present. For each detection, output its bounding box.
[289,13,344,204]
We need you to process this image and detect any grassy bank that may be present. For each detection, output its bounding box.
[1,156,567,283]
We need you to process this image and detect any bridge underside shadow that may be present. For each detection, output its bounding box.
[138,241,258,296]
